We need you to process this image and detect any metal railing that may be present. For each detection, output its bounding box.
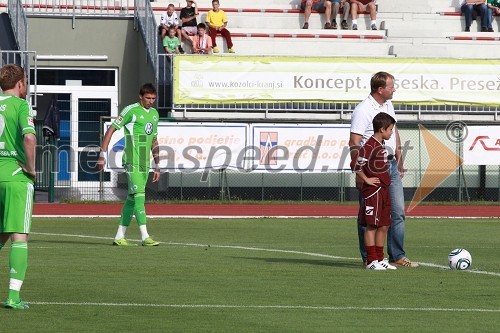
[7,0,28,51]
[134,0,158,78]
[156,54,500,121]
[0,50,37,108]
[19,0,133,16]
[34,120,56,202]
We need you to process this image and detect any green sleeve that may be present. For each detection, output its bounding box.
[18,101,36,136]
[112,107,133,130]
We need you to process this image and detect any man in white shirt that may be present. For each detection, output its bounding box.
[349,71,418,268]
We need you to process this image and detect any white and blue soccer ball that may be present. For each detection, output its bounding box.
[448,248,472,270]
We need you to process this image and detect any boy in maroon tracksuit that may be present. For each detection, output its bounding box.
[350,112,396,270]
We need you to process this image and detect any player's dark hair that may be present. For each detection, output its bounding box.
[139,83,157,96]
[370,71,394,94]
[373,112,395,133]
[197,23,206,30]
[0,64,25,91]
[212,0,219,4]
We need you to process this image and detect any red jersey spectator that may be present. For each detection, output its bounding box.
[351,112,396,270]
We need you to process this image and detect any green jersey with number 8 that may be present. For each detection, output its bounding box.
[0,94,36,183]
[111,102,159,169]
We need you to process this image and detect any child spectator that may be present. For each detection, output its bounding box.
[351,112,397,271]
[180,0,199,48]
[163,26,182,54]
[159,3,185,53]
[205,0,235,53]
[301,0,333,29]
[350,0,377,30]
[331,0,350,30]
[191,23,213,55]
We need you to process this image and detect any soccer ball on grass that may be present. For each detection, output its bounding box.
[448,248,472,270]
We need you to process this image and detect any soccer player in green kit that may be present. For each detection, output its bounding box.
[98,83,161,246]
[0,64,36,309]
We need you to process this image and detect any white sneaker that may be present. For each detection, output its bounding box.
[379,259,397,270]
[366,260,386,270]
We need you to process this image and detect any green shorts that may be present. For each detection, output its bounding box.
[0,182,34,234]
[125,165,149,195]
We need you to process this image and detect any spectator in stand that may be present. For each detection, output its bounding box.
[331,0,350,30]
[206,0,235,54]
[163,26,182,55]
[350,0,377,30]
[191,23,213,55]
[301,0,333,29]
[461,0,488,32]
[180,0,199,49]
[486,0,500,32]
[159,3,184,53]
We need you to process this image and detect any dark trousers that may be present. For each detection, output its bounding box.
[461,4,488,28]
[208,27,233,49]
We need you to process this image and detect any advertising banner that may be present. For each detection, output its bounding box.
[249,124,351,172]
[174,57,500,105]
[104,122,352,173]
[105,122,248,171]
[463,126,500,165]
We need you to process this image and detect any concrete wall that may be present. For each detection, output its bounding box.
[27,16,155,108]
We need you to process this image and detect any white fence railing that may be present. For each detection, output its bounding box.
[7,0,28,51]
[19,0,134,16]
[0,50,37,107]
[134,0,158,79]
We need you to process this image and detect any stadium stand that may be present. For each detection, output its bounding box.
[1,0,498,58]
[148,0,500,58]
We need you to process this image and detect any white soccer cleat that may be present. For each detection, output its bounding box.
[366,260,386,270]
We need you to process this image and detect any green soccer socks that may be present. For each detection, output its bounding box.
[8,241,28,302]
[134,194,147,226]
[119,195,135,227]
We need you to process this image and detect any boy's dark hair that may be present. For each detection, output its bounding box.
[197,23,206,30]
[370,71,394,94]
[0,64,25,91]
[168,26,176,32]
[373,112,396,133]
[212,0,219,4]
[139,83,157,96]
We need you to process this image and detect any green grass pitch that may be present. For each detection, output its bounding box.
[1,217,499,332]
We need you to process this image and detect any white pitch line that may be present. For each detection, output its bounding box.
[26,301,500,313]
[31,232,500,277]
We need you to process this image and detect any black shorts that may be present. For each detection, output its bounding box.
[301,0,329,13]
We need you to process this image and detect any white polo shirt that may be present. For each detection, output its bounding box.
[350,94,397,154]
